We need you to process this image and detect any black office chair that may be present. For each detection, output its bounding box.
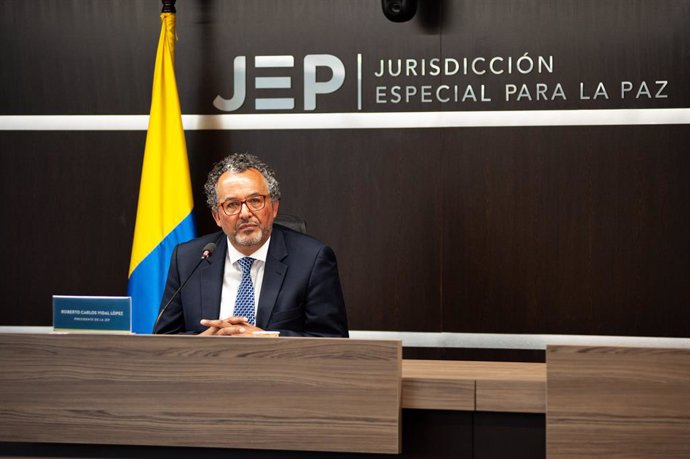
[274,214,307,234]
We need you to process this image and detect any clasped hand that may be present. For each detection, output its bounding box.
[199,316,264,336]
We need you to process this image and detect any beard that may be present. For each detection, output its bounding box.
[232,219,270,247]
[233,230,262,247]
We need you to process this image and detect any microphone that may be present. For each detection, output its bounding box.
[152,242,216,333]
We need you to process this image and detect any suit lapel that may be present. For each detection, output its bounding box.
[200,234,227,320]
[257,227,288,329]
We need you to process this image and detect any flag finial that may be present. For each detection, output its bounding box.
[161,0,176,13]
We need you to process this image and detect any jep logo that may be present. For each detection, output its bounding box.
[213,55,346,112]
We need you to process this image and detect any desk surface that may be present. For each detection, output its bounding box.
[402,360,546,413]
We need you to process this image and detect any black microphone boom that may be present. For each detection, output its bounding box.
[152,242,216,333]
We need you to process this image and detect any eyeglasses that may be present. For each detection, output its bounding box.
[218,195,268,216]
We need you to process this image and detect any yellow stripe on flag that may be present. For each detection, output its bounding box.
[129,13,193,276]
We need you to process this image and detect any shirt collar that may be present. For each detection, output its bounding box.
[226,236,271,265]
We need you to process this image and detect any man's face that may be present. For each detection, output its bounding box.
[212,168,279,255]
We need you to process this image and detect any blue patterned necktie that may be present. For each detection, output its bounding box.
[234,257,256,325]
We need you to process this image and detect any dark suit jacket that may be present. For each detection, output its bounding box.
[154,224,349,337]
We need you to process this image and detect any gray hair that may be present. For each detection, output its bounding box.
[204,153,281,210]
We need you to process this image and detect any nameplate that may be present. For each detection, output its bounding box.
[53,296,131,333]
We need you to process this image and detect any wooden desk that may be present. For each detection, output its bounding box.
[0,334,402,454]
[547,345,690,458]
[0,333,548,458]
[402,360,546,413]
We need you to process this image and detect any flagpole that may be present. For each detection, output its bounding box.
[161,0,176,13]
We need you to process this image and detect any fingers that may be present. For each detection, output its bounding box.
[200,317,250,336]
[225,316,251,325]
[201,316,248,327]
[199,318,265,336]
[199,326,220,336]
[216,325,248,336]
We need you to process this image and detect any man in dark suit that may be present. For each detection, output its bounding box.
[154,153,348,337]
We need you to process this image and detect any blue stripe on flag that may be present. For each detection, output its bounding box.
[128,212,196,334]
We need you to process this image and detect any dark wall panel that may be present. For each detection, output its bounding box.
[0,1,156,115]
[0,132,143,324]
[442,125,690,336]
[440,0,690,110]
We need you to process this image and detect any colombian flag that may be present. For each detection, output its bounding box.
[128,11,195,334]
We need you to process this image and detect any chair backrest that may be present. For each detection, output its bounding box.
[274,214,307,234]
